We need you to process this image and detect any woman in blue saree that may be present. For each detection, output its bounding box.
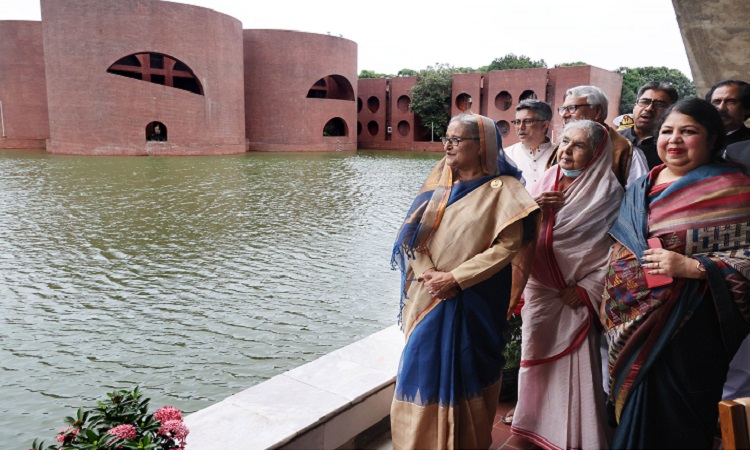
[390,114,539,449]
[602,99,750,448]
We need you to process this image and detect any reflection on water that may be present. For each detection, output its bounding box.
[0,149,441,447]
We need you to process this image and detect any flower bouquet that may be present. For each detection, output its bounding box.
[31,387,188,450]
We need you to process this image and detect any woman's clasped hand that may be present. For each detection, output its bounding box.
[418,268,459,299]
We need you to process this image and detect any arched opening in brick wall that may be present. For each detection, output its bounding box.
[107,53,203,95]
[358,98,363,112]
[323,117,347,137]
[307,75,355,100]
[146,121,167,142]
[357,121,362,135]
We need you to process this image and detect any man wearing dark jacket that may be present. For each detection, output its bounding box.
[619,82,678,169]
[707,79,750,146]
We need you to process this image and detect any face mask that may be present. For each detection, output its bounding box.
[561,167,583,178]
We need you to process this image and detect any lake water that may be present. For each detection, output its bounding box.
[0,149,440,448]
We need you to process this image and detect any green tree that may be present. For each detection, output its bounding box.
[554,61,588,67]
[358,69,394,79]
[615,66,696,114]
[481,53,547,72]
[397,68,418,77]
[408,63,460,138]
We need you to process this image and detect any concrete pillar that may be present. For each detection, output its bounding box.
[672,0,750,96]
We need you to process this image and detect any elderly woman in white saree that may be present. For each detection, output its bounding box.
[510,120,623,449]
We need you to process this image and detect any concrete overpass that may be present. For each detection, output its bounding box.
[673,0,750,96]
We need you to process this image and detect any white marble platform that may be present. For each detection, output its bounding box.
[184,325,404,449]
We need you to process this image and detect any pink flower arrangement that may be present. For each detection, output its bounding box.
[55,426,79,443]
[155,406,183,423]
[107,424,137,440]
[158,419,190,441]
[32,387,189,450]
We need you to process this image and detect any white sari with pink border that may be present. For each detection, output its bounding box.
[511,130,623,450]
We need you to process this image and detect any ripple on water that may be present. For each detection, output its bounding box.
[0,149,441,447]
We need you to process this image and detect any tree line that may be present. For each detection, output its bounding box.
[359,54,695,137]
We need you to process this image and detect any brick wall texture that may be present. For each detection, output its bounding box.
[41,0,246,155]
[0,0,622,155]
[0,21,49,148]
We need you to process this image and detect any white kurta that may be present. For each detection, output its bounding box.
[505,140,555,191]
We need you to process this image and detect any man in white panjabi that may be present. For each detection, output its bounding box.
[504,99,555,191]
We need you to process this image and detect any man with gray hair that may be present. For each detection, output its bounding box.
[505,100,555,190]
[619,81,678,169]
[549,85,647,187]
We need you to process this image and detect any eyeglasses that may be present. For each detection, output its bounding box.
[636,98,670,109]
[557,104,591,115]
[511,119,545,126]
[440,137,480,146]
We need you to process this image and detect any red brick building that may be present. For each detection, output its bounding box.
[451,66,622,147]
[462,68,550,145]
[0,21,49,149]
[0,0,358,155]
[357,77,389,149]
[356,66,622,151]
[244,30,357,152]
[41,0,246,155]
[0,0,621,155]
[357,77,443,151]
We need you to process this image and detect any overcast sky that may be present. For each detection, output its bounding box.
[1,0,693,78]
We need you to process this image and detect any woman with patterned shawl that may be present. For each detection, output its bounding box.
[510,120,622,449]
[602,99,750,449]
[390,114,540,449]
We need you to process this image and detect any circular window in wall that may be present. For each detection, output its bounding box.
[358,98,363,113]
[397,95,411,113]
[357,121,362,136]
[367,96,380,113]
[520,90,537,102]
[455,93,473,112]
[498,120,511,138]
[495,91,512,111]
[398,121,410,137]
[368,120,379,136]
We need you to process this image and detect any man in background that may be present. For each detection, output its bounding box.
[707,79,750,146]
[550,85,647,188]
[619,82,678,169]
[505,100,555,190]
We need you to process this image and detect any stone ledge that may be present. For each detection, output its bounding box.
[185,325,404,449]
